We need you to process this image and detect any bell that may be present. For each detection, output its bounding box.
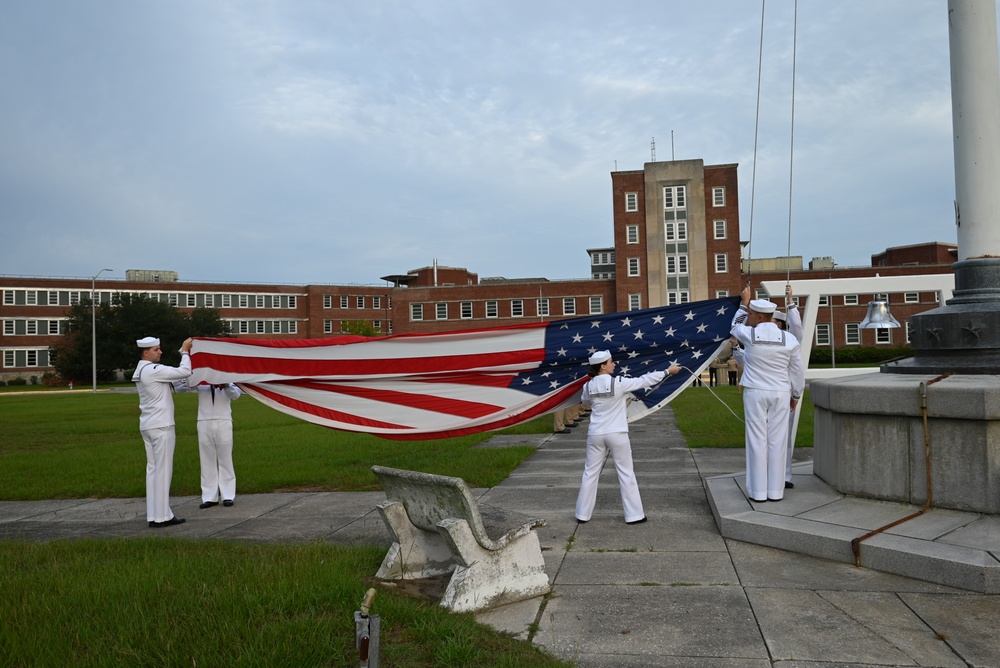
[860,300,901,329]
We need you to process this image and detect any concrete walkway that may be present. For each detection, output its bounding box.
[3,408,1000,666]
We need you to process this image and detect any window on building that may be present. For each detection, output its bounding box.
[679,291,690,303]
[625,192,638,212]
[372,320,381,331]
[714,220,727,239]
[323,320,333,334]
[222,294,232,307]
[716,290,729,298]
[563,298,576,316]
[49,291,60,305]
[238,294,248,308]
[665,223,675,242]
[678,255,688,274]
[486,301,498,318]
[818,295,829,306]
[712,187,725,206]
[187,294,197,307]
[3,350,12,366]
[874,293,888,303]
[844,295,859,306]
[3,320,12,335]
[255,321,266,334]
[589,296,603,314]
[756,289,768,300]
[323,295,332,309]
[26,350,38,367]
[845,323,861,345]
[816,323,831,346]
[664,185,686,209]
[3,291,13,305]
[905,321,912,343]
[356,296,364,309]
[255,295,265,308]
[26,321,37,335]
[677,221,687,240]
[411,304,423,321]
[715,253,728,273]
[340,295,349,308]
[288,296,297,309]
[511,299,524,317]
[436,303,448,320]
[628,294,641,310]
[537,298,550,316]
[26,291,37,306]
[204,294,214,308]
[904,292,919,304]
[626,225,639,244]
[875,329,891,344]
[667,256,676,273]
[373,296,381,309]
[48,321,60,335]
[627,258,640,276]
[461,302,473,319]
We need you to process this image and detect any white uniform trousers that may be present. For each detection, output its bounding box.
[141,426,176,523]
[198,419,236,503]
[575,432,645,523]
[743,388,790,501]
[785,406,798,483]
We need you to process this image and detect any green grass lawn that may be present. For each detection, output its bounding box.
[0,385,808,666]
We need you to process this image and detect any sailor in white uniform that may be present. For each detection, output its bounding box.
[176,380,242,508]
[574,350,681,524]
[132,336,193,527]
[730,289,805,502]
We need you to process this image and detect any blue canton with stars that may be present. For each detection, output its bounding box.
[510,296,741,416]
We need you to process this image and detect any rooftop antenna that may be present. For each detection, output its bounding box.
[671,130,675,160]
[650,137,656,162]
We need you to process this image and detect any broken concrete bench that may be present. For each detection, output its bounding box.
[371,465,551,613]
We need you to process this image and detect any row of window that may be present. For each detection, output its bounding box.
[752,290,932,306]
[815,322,908,346]
[625,186,728,213]
[3,348,50,368]
[625,253,730,278]
[323,320,387,334]
[322,295,390,310]
[410,297,604,321]
[2,289,301,309]
[222,320,300,335]
[3,320,67,336]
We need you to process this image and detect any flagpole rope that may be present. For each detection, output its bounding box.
[679,366,745,424]
[785,0,798,285]
[745,0,767,285]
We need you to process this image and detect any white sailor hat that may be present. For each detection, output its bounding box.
[749,299,777,314]
[773,310,787,322]
[136,336,160,348]
[588,350,612,365]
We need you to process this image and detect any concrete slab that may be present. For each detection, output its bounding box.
[557,551,738,586]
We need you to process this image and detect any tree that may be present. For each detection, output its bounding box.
[340,320,380,337]
[50,293,231,383]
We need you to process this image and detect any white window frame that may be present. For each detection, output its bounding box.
[715,253,728,273]
[714,220,727,239]
[815,323,831,346]
[818,295,830,307]
[411,304,423,321]
[625,192,638,212]
[875,329,891,344]
[436,303,448,320]
[563,298,576,316]
[845,323,861,345]
[716,290,729,298]
[627,258,640,277]
[356,296,365,309]
[589,296,603,315]
[486,301,498,318]
[340,295,349,309]
[628,294,641,311]
[844,295,859,306]
[511,299,524,317]
[323,320,333,334]
[461,302,473,319]
[712,187,725,207]
[904,292,920,304]
[626,225,639,244]
[372,296,381,309]
[537,298,550,317]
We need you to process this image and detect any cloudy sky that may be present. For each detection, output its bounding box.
[0,1,968,286]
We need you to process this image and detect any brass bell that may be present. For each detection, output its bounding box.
[860,300,900,329]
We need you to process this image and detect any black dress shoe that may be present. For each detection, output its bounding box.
[576,518,589,524]
[626,516,647,525]
[149,517,186,528]
[750,498,768,503]
[784,481,795,489]
[553,429,570,434]
[199,501,218,509]
[222,499,234,507]
[768,497,783,502]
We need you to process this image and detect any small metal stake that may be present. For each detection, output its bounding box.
[355,588,380,668]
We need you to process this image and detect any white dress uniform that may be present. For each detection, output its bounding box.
[132,352,193,523]
[574,368,666,523]
[176,381,242,504]
[783,304,804,483]
[731,304,805,501]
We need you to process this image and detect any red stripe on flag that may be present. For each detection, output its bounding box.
[274,379,504,419]
[246,384,411,431]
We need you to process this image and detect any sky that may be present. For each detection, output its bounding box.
[0,1,970,286]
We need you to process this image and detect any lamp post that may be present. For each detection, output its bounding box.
[91,268,113,393]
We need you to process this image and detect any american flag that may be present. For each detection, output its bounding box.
[189,296,740,440]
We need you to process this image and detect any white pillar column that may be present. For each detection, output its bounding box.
[948,0,1000,260]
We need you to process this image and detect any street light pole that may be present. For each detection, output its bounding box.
[91,268,113,393]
